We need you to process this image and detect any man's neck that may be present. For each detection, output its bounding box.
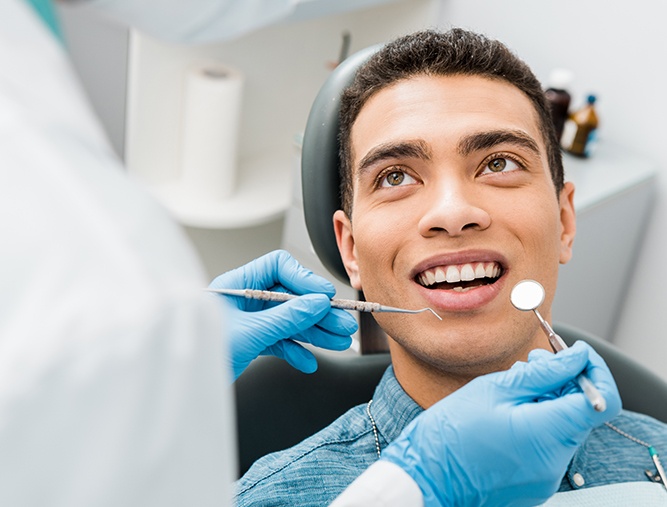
[387,339,544,409]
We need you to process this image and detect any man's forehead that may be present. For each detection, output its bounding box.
[349,74,546,169]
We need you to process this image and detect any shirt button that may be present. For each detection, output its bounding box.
[572,473,585,487]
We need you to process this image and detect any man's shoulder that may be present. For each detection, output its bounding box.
[563,410,667,490]
[583,409,667,460]
[236,403,379,507]
[595,410,667,446]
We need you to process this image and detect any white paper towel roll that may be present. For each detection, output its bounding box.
[180,63,244,202]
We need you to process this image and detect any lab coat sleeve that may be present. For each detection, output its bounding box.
[329,461,425,507]
[0,2,235,505]
[74,0,297,44]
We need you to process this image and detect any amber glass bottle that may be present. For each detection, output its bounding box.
[561,95,599,157]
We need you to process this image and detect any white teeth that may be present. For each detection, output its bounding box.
[418,261,502,288]
[460,264,475,281]
[475,263,486,278]
[445,265,461,283]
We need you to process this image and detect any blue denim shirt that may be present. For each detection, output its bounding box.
[236,366,667,507]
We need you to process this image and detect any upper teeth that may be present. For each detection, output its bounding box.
[418,262,501,287]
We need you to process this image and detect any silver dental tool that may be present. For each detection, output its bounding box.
[205,288,442,320]
[510,279,606,412]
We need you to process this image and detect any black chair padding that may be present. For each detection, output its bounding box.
[301,44,380,284]
[234,351,391,477]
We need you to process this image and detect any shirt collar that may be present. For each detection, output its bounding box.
[369,365,424,446]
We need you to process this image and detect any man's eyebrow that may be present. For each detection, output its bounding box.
[457,130,541,157]
[356,140,432,174]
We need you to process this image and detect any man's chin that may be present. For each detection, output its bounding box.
[388,335,524,378]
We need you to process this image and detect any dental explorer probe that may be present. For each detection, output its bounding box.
[510,280,607,412]
[205,288,442,320]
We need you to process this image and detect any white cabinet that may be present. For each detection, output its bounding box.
[554,145,657,340]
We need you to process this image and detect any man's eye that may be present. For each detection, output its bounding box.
[380,170,417,187]
[481,157,521,175]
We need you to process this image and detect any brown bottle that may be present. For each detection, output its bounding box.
[545,69,573,142]
[561,95,599,157]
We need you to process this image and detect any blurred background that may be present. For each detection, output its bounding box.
[56,0,667,380]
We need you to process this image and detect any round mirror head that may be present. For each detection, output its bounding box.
[510,279,545,311]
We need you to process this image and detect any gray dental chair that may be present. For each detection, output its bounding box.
[234,45,667,477]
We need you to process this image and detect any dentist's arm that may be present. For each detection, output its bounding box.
[331,342,622,507]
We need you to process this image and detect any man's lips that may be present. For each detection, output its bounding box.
[416,261,502,291]
[410,253,507,311]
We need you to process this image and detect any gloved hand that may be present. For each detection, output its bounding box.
[381,341,622,507]
[209,250,357,381]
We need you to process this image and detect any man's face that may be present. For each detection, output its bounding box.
[334,74,576,379]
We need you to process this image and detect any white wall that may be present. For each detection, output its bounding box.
[124,0,441,278]
[438,0,667,380]
[57,3,128,158]
[59,0,666,379]
[57,1,441,278]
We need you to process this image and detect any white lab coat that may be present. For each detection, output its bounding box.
[0,0,423,505]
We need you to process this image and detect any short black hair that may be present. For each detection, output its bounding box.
[339,28,563,216]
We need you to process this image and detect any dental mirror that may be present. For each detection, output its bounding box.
[510,279,545,311]
[509,279,607,412]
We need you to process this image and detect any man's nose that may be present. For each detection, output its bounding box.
[417,180,491,237]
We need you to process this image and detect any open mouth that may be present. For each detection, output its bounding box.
[416,262,503,293]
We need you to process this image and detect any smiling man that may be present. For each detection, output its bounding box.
[334,71,574,407]
[236,29,667,507]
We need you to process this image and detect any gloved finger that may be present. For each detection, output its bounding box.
[499,342,593,399]
[234,250,336,297]
[525,348,563,400]
[525,352,621,440]
[574,342,622,418]
[309,307,358,337]
[527,347,554,362]
[269,250,337,297]
[526,350,577,401]
[245,293,333,348]
[292,326,353,351]
[530,342,621,420]
[208,250,336,307]
[262,341,318,374]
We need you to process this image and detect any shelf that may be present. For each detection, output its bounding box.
[564,143,658,212]
[144,151,293,229]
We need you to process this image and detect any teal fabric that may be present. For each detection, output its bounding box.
[25,0,63,42]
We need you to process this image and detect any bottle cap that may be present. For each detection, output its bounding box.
[587,94,597,104]
[547,68,574,90]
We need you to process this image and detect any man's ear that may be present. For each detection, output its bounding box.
[558,182,576,264]
[333,210,362,290]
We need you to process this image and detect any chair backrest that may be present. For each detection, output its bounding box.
[234,352,390,477]
[301,44,380,284]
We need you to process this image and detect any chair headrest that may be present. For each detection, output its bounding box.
[301,44,381,284]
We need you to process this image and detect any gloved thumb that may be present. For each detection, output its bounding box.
[256,293,331,343]
[502,342,592,398]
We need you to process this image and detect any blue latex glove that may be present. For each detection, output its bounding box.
[209,250,357,381]
[381,341,622,507]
